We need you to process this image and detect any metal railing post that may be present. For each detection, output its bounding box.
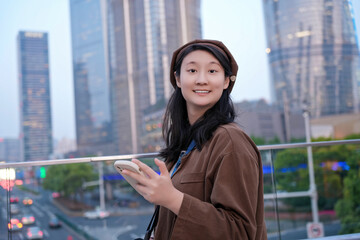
[98,162,105,211]
[303,110,319,223]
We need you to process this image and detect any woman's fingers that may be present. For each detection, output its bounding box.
[121,168,144,184]
[132,158,169,179]
[131,159,158,178]
[155,158,170,177]
[122,158,179,207]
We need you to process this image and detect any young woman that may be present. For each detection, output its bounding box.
[122,39,267,239]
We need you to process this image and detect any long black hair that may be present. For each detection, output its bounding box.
[159,44,236,163]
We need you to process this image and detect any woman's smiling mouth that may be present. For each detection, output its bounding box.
[194,90,210,93]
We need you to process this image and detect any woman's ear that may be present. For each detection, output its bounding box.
[223,76,230,90]
[175,72,181,88]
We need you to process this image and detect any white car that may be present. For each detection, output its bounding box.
[26,226,43,240]
[10,204,21,215]
[84,207,110,219]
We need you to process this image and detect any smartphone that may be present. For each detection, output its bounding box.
[114,160,145,189]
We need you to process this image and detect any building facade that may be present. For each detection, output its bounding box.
[234,99,305,143]
[17,31,53,161]
[69,0,202,155]
[311,113,360,139]
[0,138,21,163]
[263,0,360,117]
[108,0,202,154]
[141,100,166,153]
[69,0,115,156]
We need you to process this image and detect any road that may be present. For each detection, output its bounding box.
[1,184,154,240]
[1,186,81,240]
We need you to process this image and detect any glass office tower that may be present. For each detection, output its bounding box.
[70,0,115,156]
[17,31,53,161]
[70,0,201,155]
[108,0,202,154]
[263,0,360,117]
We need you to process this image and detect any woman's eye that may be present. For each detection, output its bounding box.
[188,69,197,73]
[209,69,217,73]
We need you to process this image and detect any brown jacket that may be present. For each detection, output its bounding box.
[154,123,267,239]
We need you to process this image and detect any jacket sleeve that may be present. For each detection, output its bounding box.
[170,130,265,240]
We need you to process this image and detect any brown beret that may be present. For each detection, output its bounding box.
[170,39,238,93]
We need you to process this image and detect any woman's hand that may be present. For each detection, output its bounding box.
[121,158,184,215]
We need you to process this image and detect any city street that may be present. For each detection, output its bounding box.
[1,185,154,240]
[1,187,81,240]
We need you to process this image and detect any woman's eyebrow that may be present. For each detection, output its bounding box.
[185,61,221,66]
[185,61,198,65]
[209,61,221,66]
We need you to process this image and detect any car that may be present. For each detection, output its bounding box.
[10,196,19,203]
[23,197,33,206]
[48,216,62,228]
[26,226,43,240]
[84,207,110,219]
[22,214,35,225]
[10,204,21,215]
[8,218,23,231]
[51,192,61,198]
[115,196,139,208]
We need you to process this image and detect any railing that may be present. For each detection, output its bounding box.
[0,139,359,240]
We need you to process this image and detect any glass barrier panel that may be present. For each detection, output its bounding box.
[1,140,359,240]
[267,142,360,239]
[1,160,154,240]
[261,149,281,239]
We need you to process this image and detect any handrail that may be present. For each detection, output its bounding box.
[258,139,360,150]
[301,233,360,240]
[0,139,359,169]
[0,153,159,169]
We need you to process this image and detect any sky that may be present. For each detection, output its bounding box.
[0,0,275,140]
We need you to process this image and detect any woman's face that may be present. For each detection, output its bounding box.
[175,50,229,119]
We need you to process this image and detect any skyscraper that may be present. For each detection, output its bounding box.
[69,0,202,155]
[108,0,202,154]
[351,0,360,48]
[70,0,115,156]
[263,0,360,117]
[0,138,20,163]
[17,31,53,161]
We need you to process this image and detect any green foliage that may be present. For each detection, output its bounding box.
[268,136,281,145]
[344,133,360,140]
[335,152,360,234]
[273,141,359,211]
[42,163,97,197]
[290,138,306,143]
[312,136,333,142]
[16,185,40,195]
[251,136,266,145]
[250,135,285,145]
[273,148,310,207]
[312,144,351,210]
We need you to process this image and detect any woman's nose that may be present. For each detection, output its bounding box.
[195,71,208,84]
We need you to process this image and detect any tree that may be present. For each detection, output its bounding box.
[273,142,354,210]
[335,151,360,234]
[268,136,281,145]
[312,144,349,210]
[273,148,310,208]
[43,163,97,200]
[344,133,360,140]
[251,136,266,145]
